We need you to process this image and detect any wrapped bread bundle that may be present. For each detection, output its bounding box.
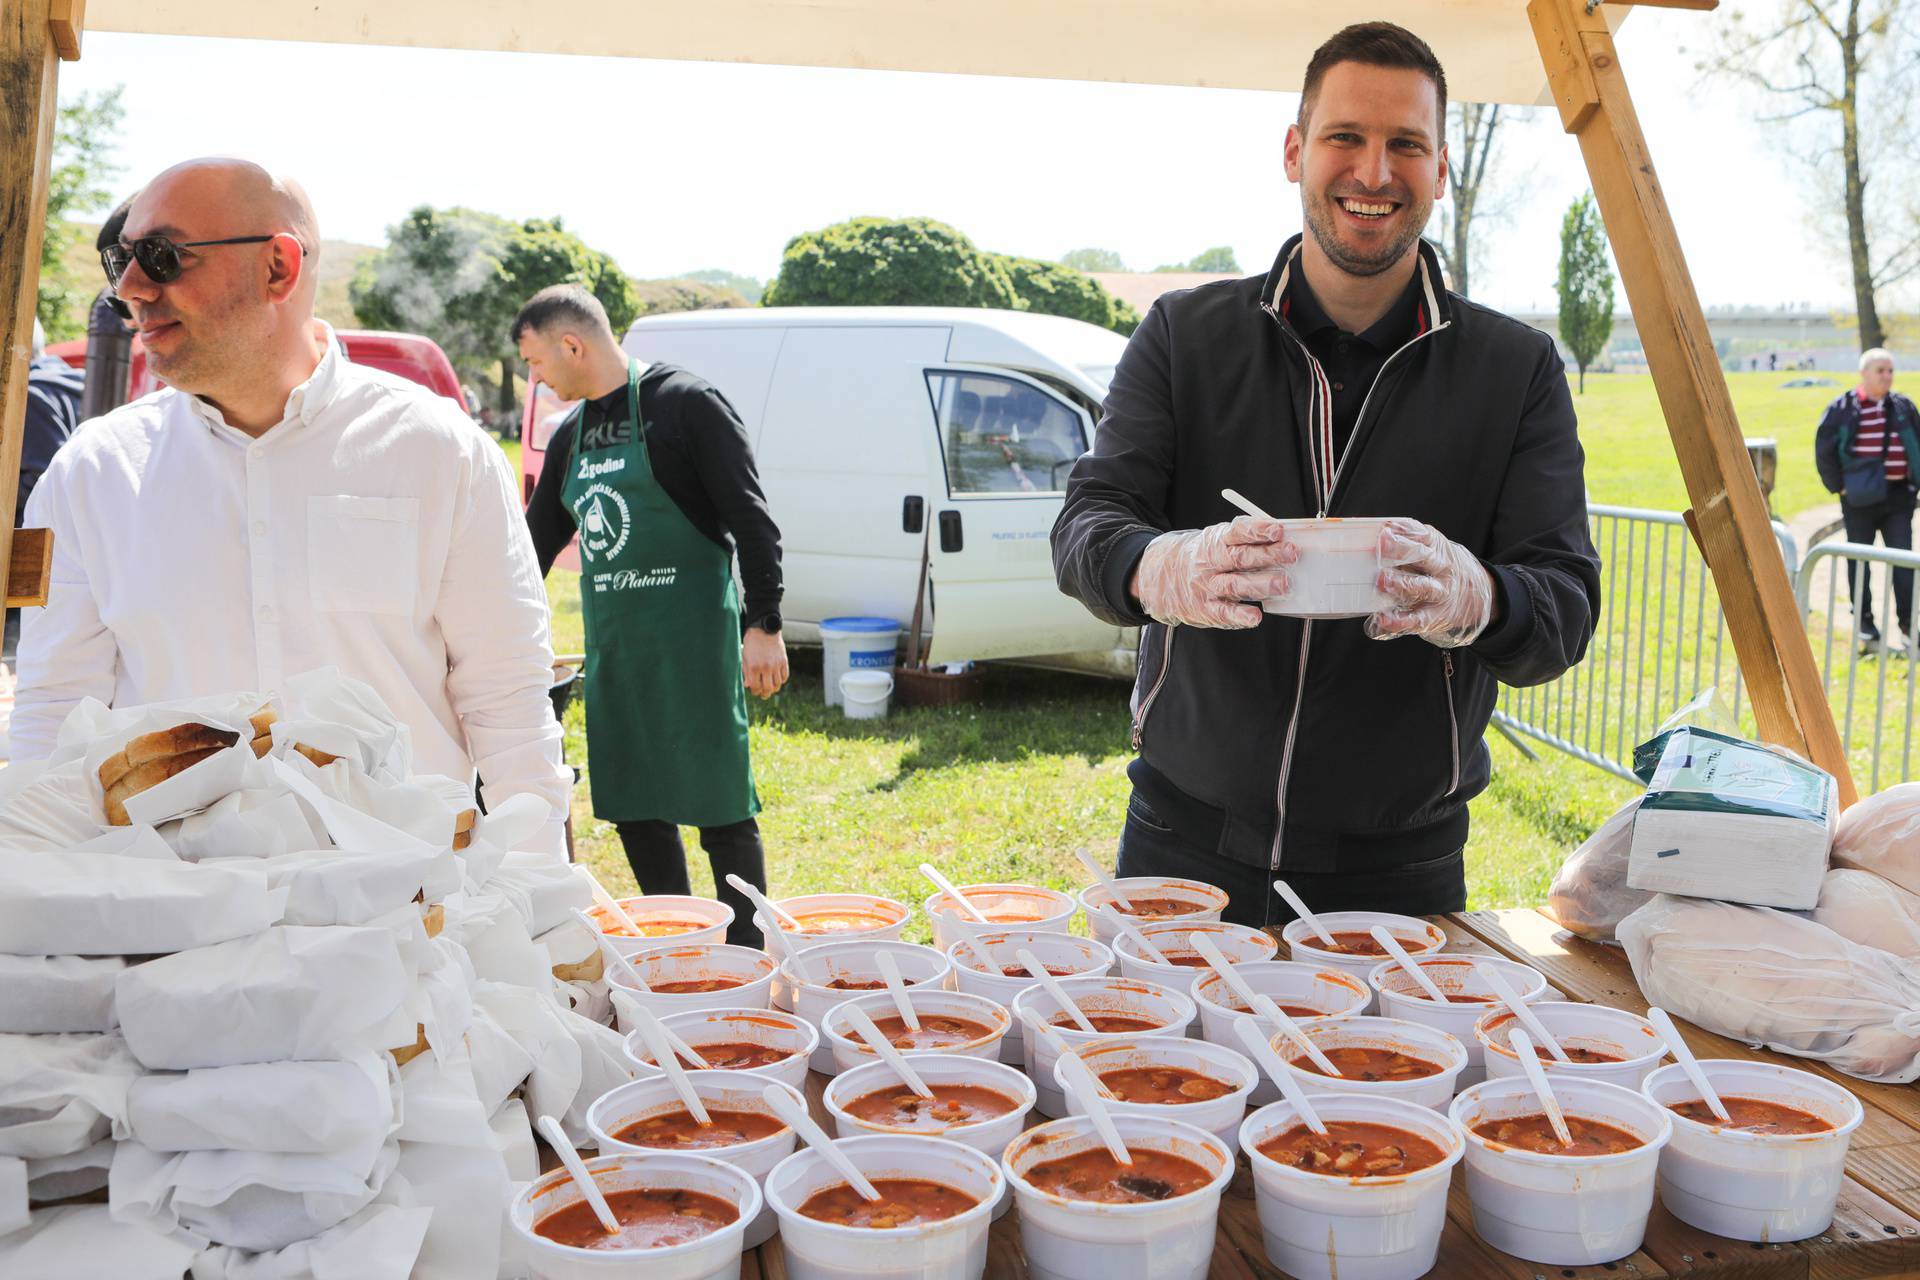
[1546,794,1649,943]
[1832,781,1920,895]
[0,955,125,1034]
[125,1055,398,1156]
[96,722,243,826]
[0,1204,201,1280]
[1811,868,1920,960]
[115,926,413,1070]
[0,854,284,956]
[162,788,327,861]
[188,1203,432,1280]
[0,1032,143,1159]
[1619,894,1920,1082]
[23,1139,113,1203]
[109,1137,401,1252]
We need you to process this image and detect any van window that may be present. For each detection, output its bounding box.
[925,371,1088,496]
[526,382,577,453]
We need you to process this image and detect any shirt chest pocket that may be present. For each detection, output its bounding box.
[307,495,422,615]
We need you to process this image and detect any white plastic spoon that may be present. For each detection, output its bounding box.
[1055,1047,1134,1165]
[1473,960,1569,1064]
[620,996,715,1072]
[1220,487,1277,522]
[1231,1017,1328,1136]
[1017,947,1097,1034]
[1369,926,1451,1005]
[842,1004,935,1099]
[724,872,802,930]
[585,876,648,940]
[1272,880,1338,949]
[536,1114,621,1235]
[1016,1006,1118,1099]
[1509,1028,1575,1149]
[634,1007,711,1126]
[725,873,814,983]
[917,864,1005,976]
[874,951,921,1033]
[1074,847,1134,911]
[762,1084,882,1202]
[572,908,652,993]
[1189,932,1342,1077]
[1103,904,1174,966]
[1648,1006,1732,1123]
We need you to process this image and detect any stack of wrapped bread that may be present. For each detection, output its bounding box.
[0,669,632,1279]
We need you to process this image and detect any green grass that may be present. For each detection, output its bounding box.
[530,368,1888,926]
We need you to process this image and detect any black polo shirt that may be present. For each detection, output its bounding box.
[1280,265,1429,461]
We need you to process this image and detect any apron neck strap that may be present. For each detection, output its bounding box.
[624,359,645,443]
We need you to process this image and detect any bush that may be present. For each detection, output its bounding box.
[997,254,1140,336]
[764,216,1021,310]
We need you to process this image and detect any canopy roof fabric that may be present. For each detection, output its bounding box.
[88,0,1628,105]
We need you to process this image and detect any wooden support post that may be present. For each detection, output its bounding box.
[0,0,72,613]
[1529,0,1859,804]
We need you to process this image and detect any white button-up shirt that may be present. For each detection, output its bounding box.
[14,325,571,849]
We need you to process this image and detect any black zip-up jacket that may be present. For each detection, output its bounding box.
[1051,237,1601,872]
[1813,388,1920,500]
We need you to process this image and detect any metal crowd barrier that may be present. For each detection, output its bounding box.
[1794,540,1920,792]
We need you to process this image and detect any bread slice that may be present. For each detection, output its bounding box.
[422,902,445,938]
[454,808,477,834]
[126,723,239,768]
[249,733,273,759]
[552,950,606,984]
[97,750,135,792]
[104,746,223,826]
[292,743,341,768]
[388,1024,430,1067]
[248,703,277,738]
[451,829,472,852]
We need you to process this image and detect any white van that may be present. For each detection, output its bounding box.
[601,306,1136,674]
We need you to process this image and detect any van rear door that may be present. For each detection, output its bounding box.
[920,366,1121,663]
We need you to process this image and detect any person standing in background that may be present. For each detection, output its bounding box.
[1816,348,1920,655]
[11,320,85,663]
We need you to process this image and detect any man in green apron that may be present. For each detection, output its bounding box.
[516,285,787,947]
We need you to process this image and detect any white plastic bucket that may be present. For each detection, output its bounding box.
[1477,1003,1667,1092]
[839,671,894,720]
[1111,920,1277,986]
[1059,1036,1258,1153]
[1641,1059,1864,1242]
[821,616,901,708]
[1004,1114,1234,1280]
[923,884,1077,952]
[1011,977,1198,1118]
[821,989,1012,1075]
[1190,961,1371,1105]
[1262,517,1391,618]
[1281,913,1446,1008]
[587,894,735,957]
[587,1071,804,1250]
[622,1008,817,1097]
[1240,1093,1464,1280]
[509,1151,760,1280]
[783,940,953,1073]
[946,931,1115,1065]
[1450,1075,1673,1265]
[823,1054,1036,1220]
[609,944,778,1032]
[1368,956,1550,1090]
[1077,878,1229,948]
[763,1133,1001,1280]
[1274,1016,1469,1112]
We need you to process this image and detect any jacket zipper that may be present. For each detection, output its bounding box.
[1443,653,1461,797]
[1131,624,1175,750]
[1258,297,1452,873]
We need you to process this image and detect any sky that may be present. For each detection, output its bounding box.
[54,6,1855,316]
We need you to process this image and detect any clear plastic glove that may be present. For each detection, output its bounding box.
[1131,517,1298,628]
[1365,517,1495,647]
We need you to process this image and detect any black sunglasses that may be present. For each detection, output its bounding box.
[100,233,303,287]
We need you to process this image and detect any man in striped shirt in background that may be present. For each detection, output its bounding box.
[1816,348,1920,654]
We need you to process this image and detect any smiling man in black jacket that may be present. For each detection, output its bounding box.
[1052,22,1600,928]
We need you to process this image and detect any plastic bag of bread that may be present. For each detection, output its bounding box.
[1832,781,1920,895]
[1811,868,1920,960]
[1619,894,1920,1082]
[1546,794,1649,942]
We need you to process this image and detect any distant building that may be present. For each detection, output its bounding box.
[1089,272,1239,315]
[1513,307,1911,373]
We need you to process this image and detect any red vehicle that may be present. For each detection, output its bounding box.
[48,328,467,408]
[519,376,580,570]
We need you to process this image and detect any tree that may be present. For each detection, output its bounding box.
[997,255,1141,335]
[1060,247,1127,272]
[763,217,1022,309]
[1428,103,1513,299]
[1153,246,1242,273]
[634,278,752,316]
[39,88,126,341]
[351,207,640,412]
[1700,0,1917,350]
[681,268,763,303]
[1556,193,1615,394]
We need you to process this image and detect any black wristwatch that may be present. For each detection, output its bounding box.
[749,612,782,635]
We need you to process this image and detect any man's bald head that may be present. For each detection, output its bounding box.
[132,158,320,275]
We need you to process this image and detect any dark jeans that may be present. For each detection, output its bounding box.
[1842,485,1917,637]
[1114,792,1466,930]
[614,817,767,949]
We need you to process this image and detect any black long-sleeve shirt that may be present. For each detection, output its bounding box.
[526,363,783,628]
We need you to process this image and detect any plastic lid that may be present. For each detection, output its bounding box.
[820,616,901,633]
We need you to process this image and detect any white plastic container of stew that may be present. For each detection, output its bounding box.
[922,883,1077,952]
[819,989,1012,1076]
[1280,912,1446,1004]
[1110,919,1277,986]
[608,944,778,1031]
[622,1007,816,1097]
[1475,1002,1666,1092]
[1076,878,1227,949]
[945,930,1115,1065]
[1010,977,1198,1118]
[782,940,953,1073]
[1057,1035,1257,1153]
[1368,956,1550,1090]
[508,1151,761,1280]
[1275,1015,1469,1112]
[1189,961,1370,1104]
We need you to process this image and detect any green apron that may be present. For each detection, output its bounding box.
[562,360,759,827]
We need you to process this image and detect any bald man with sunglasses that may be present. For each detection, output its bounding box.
[13,158,572,851]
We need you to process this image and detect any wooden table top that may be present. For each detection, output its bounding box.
[719,908,1920,1279]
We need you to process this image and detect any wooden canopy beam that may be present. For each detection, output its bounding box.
[1529,0,1858,805]
[0,0,70,612]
